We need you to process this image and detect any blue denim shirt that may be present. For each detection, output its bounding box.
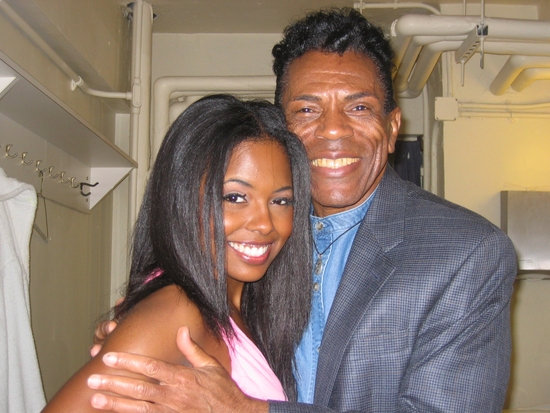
[295,193,375,403]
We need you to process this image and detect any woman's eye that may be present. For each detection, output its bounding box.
[272,197,294,206]
[223,193,246,203]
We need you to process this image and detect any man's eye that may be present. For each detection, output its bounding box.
[298,107,313,113]
[353,105,369,111]
[223,193,246,203]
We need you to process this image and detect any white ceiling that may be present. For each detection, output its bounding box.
[129,0,548,34]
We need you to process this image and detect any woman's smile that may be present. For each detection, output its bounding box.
[227,241,272,262]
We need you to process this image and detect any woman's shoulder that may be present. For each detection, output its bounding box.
[42,285,213,412]
[112,285,207,356]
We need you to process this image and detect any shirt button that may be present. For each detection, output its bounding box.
[315,222,323,231]
[313,282,320,292]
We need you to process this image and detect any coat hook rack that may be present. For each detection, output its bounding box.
[1,143,81,198]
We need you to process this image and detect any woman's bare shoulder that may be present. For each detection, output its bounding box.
[42,285,226,412]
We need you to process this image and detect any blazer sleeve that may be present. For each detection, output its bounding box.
[397,228,516,412]
[269,228,517,413]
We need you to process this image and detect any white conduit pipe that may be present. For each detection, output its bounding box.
[457,111,550,118]
[490,55,550,95]
[460,101,550,111]
[396,41,461,97]
[407,42,462,98]
[132,0,153,215]
[0,0,132,100]
[512,68,550,92]
[392,15,550,96]
[353,2,441,15]
[128,0,143,229]
[398,42,550,98]
[152,76,276,157]
[393,15,550,42]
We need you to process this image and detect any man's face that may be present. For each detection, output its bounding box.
[281,51,401,217]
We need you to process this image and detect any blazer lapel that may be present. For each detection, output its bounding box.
[313,167,406,406]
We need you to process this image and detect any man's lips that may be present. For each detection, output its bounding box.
[311,157,360,169]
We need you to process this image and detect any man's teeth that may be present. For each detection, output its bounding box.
[229,242,269,257]
[311,158,359,169]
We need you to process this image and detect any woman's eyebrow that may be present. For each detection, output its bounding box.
[224,178,252,187]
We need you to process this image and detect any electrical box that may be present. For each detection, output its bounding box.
[501,191,550,274]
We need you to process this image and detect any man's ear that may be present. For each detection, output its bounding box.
[387,107,401,154]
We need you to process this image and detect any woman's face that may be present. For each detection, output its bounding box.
[223,139,294,298]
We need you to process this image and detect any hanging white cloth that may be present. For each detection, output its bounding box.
[0,167,46,412]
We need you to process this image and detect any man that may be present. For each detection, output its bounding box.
[88,8,517,412]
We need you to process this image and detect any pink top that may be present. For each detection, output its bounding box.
[224,319,287,401]
[143,271,286,400]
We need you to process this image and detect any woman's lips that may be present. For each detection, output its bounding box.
[228,242,272,263]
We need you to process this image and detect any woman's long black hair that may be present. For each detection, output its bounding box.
[114,94,311,400]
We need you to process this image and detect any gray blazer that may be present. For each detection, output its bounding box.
[271,167,517,412]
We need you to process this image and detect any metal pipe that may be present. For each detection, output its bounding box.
[0,0,132,100]
[511,68,550,92]
[152,76,276,157]
[353,2,441,15]
[391,14,550,97]
[490,55,550,95]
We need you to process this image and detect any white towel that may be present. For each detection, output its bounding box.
[0,167,46,412]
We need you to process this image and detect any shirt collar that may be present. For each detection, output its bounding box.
[310,188,377,232]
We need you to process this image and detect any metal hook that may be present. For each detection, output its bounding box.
[80,181,99,197]
[59,172,72,184]
[69,177,80,189]
[35,160,48,175]
[48,166,60,179]
[5,144,18,159]
[21,152,34,166]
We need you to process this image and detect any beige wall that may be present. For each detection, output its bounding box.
[152,33,281,80]
[440,3,550,409]
[30,194,113,399]
[0,0,131,400]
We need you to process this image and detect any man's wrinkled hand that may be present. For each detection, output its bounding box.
[87,325,268,412]
[90,320,118,358]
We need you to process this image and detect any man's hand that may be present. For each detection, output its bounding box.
[90,298,124,357]
[87,326,269,412]
[90,320,118,357]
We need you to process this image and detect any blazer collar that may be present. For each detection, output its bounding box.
[314,166,406,405]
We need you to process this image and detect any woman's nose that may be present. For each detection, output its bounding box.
[246,205,275,235]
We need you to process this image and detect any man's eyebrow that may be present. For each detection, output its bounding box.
[291,92,379,102]
[345,91,377,101]
[291,94,322,102]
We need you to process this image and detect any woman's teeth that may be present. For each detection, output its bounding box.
[228,242,269,257]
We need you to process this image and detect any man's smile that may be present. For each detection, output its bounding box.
[311,158,360,169]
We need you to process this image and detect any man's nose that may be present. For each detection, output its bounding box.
[314,109,353,140]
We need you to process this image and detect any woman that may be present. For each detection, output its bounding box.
[42,94,311,411]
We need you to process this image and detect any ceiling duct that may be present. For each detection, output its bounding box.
[391,14,550,98]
